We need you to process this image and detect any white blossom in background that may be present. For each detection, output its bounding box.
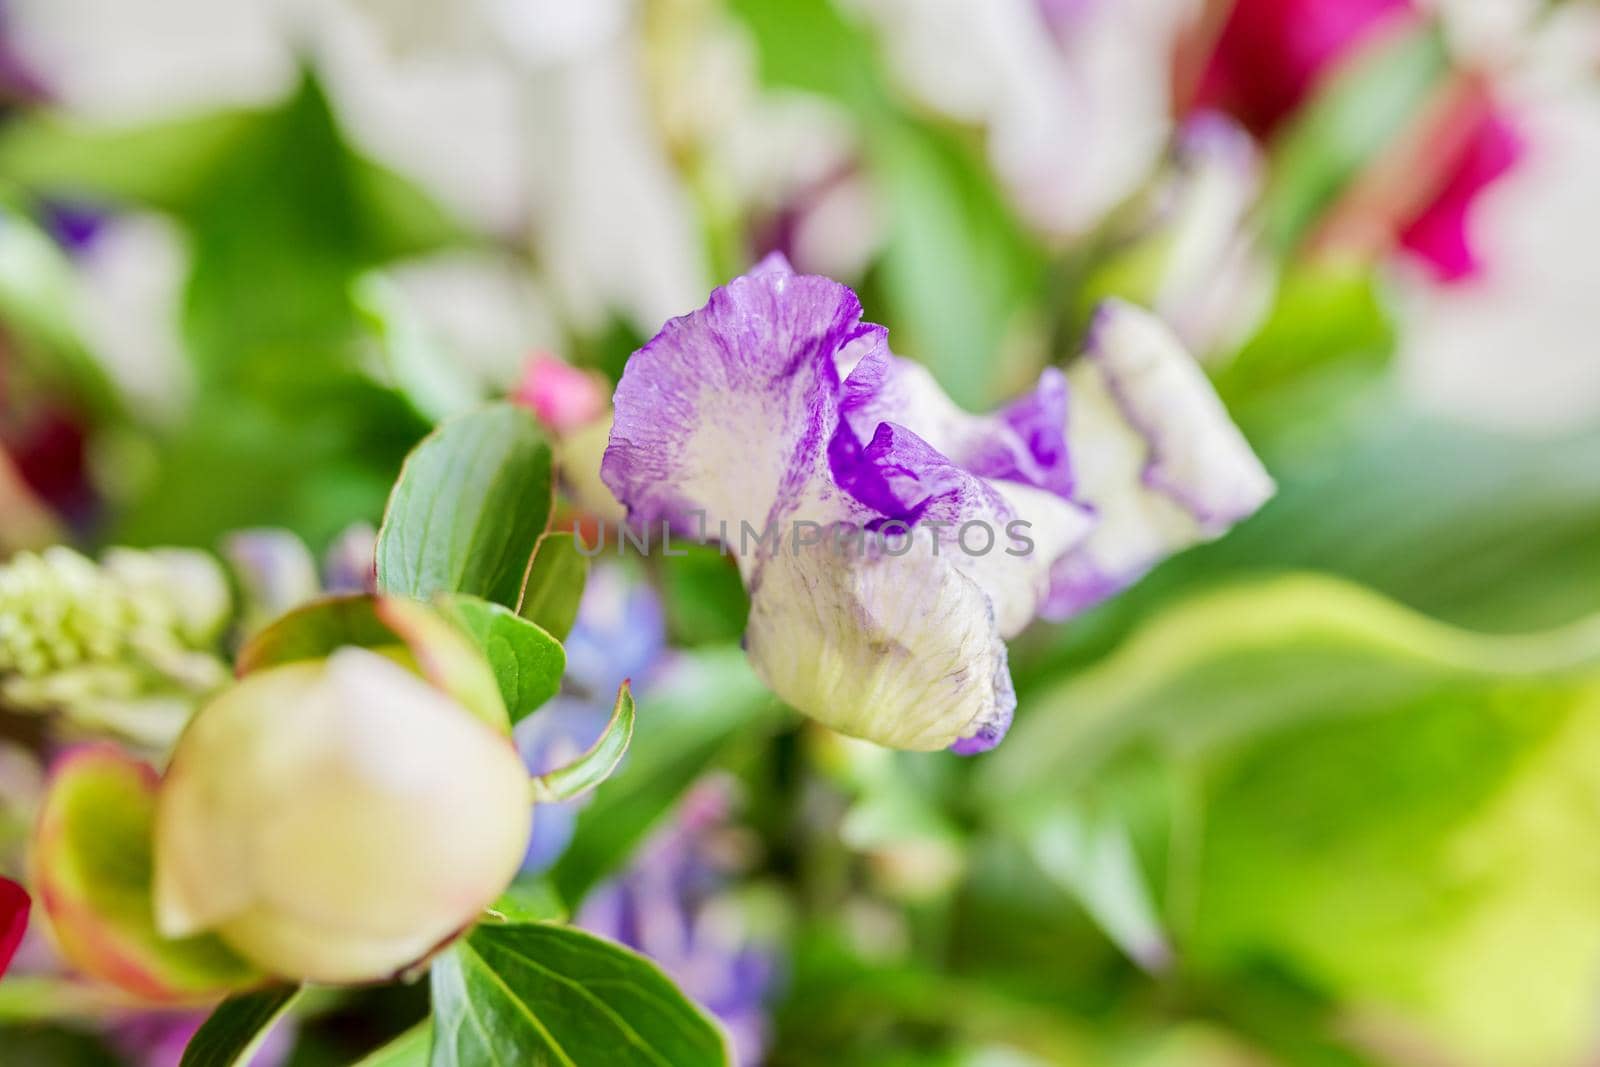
[1397,6,1600,433]
[847,0,1197,239]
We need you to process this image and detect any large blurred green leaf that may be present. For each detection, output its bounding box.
[0,110,256,215]
[1013,388,1600,698]
[429,922,730,1067]
[729,0,887,112]
[989,575,1600,1066]
[730,0,1044,409]
[870,120,1048,409]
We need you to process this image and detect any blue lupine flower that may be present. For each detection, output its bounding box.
[602,254,1272,754]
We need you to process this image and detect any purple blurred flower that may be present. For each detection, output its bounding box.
[0,0,46,110]
[579,778,777,1067]
[110,1010,293,1067]
[41,202,108,256]
[601,255,1270,753]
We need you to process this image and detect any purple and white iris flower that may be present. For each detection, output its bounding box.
[601,255,1272,754]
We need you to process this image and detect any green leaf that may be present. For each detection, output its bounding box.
[354,1023,433,1067]
[353,274,484,425]
[728,0,888,112]
[987,575,1600,1066]
[991,575,1600,801]
[99,73,454,547]
[1211,260,1394,404]
[429,923,730,1067]
[0,109,257,214]
[531,683,635,804]
[179,985,302,1067]
[377,403,555,609]
[1026,807,1170,975]
[439,595,566,725]
[487,879,569,926]
[550,647,781,904]
[518,533,591,642]
[657,544,748,647]
[870,118,1047,409]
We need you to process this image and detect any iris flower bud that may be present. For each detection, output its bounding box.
[153,644,533,984]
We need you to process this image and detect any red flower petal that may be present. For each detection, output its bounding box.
[1,876,30,978]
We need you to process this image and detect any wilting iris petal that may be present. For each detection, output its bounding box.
[1043,301,1275,618]
[746,537,1015,752]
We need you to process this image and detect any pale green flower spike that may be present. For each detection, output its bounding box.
[0,546,232,747]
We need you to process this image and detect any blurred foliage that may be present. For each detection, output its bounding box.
[0,74,463,549]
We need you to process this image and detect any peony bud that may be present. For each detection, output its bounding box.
[154,645,533,984]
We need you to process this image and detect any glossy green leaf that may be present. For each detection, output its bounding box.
[550,647,781,904]
[179,985,302,1067]
[439,595,565,725]
[530,683,635,804]
[429,923,730,1067]
[518,533,591,642]
[487,879,569,926]
[377,403,554,609]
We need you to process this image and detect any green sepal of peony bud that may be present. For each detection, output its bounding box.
[236,594,509,732]
[530,682,635,804]
[31,745,260,1002]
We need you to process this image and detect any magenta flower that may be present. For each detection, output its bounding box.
[1,875,28,978]
[1195,0,1522,283]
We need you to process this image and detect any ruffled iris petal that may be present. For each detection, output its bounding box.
[600,265,886,562]
[1042,300,1273,618]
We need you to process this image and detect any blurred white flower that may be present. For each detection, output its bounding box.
[850,0,1197,238]
[1397,9,1600,433]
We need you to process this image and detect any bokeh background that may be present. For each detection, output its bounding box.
[3,0,1600,1065]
